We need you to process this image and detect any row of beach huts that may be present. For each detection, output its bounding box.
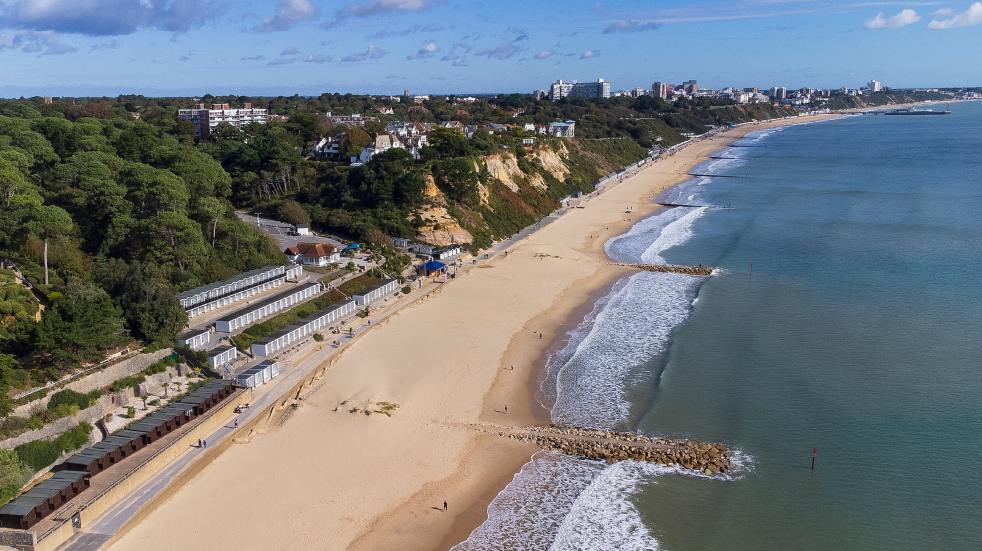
[0,380,237,530]
[175,263,399,380]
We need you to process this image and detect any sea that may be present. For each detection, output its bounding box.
[452,101,982,551]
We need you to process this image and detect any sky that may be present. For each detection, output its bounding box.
[0,0,980,97]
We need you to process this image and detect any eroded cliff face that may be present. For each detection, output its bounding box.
[411,140,632,249]
[414,174,474,246]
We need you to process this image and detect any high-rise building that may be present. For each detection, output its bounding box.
[549,79,612,101]
[683,80,699,95]
[771,87,788,100]
[177,103,268,138]
[867,79,883,92]
[652,82,672,100]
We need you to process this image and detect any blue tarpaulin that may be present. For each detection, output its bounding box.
[419,260,447,275]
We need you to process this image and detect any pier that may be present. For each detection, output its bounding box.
[476,424,731,475]
[613,262,715,276]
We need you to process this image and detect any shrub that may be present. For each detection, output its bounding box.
[125,406,135,418]
[108,375,146,393]
[312,333,324,342]
[402,285,412,295]
[14,422,92,471]
[47,389,100,414]
[142,356,176,376]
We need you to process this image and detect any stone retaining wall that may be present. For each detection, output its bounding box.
[11,349,172,418]
[0,368,179,451]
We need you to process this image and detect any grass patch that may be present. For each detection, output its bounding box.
[232,275,382,351]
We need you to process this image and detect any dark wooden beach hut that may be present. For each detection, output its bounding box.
[57,448,109,476]
[0,471,90,529]
[111,429,147,453]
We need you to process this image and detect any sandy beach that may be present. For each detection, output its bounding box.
[106,113,837,551]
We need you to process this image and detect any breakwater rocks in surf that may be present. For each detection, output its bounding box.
[480,424,731,475]
[613,262,715,276]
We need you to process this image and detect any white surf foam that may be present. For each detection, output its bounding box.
[547,271,703,429]
[453,452,754,551]
[605,206,705,264]
[639,207,707,264]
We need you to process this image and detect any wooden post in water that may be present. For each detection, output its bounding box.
[811,447,817,470]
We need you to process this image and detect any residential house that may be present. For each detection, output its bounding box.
[287,242,341,267]
[355,134,405,164]
[548,120,576,138]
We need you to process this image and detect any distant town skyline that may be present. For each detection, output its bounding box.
[1,0,981,97]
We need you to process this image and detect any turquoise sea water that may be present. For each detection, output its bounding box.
[454,102,982,551]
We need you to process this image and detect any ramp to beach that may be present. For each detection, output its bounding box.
[473,424,731,475]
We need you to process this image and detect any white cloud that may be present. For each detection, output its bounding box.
[534,50,553,60]
[865,8,921,28]
[406,40,438,59]
[928,2,982,28]
[337,0,441,18]
[603,20,661,33]
[341,44,387,62]
[0,30,77,55]
[254,0,317,32]
[0,0,223,36]
[580,49,595,59]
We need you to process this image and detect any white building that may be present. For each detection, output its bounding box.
[286,243,340,267]
[432,245,462,260]
[356,134,405,164]
[548,120,576,138]
[177,327,211,351]
[868,80,883,92]
[207,345,238,370]
[251,300,357,357]
[549,79,611,101]
[214,282,321,333]
[235,360,280,388]
[178,265,296,318]
[353,279,399,306]
[178,103,268,138]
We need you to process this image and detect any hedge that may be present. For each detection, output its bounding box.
[14,422,93,471]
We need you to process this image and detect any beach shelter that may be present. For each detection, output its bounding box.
[417,260,447,277]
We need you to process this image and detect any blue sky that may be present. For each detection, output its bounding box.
[0,0,980,97]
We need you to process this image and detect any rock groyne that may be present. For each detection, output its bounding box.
[614,263,715,277]
[480,424,731,475]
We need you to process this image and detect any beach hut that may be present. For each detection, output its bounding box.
[417,260,447,277]
[57,450,107,476]
[0,471,91,529]
[111,430,147,453]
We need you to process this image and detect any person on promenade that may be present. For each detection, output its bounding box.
[443,501,448,511]
[504,405,509,414]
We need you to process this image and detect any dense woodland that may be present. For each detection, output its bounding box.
[0,90,824,401]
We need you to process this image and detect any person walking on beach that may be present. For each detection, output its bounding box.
[443,500,448,511]
[504,405,509,414]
